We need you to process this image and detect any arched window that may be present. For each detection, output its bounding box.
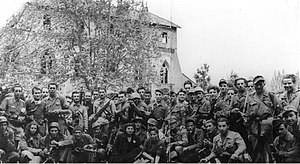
[160,61,169,84]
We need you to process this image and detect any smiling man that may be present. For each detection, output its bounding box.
[279,74,300,113]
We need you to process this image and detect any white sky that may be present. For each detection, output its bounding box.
[1,0,299,85]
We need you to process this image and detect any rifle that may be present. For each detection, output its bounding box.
[89,94,117,123]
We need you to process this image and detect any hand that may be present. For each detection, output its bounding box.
[18,116,25,122]
[200,158,208,163]
[183,147,188,152]
[51,140,58,145]
[0,149,5,156]
[150,157,155,163]
[230,154,239,160]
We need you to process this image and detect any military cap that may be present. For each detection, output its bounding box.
[168,116,177,124]
[49,122,60,131]
[185,117,196,124]
[161,88,170,95]
[282,105,298,117]
[253,75,265,85]
[147,118,157,126]
[130,92,141,99]
[155,89,163,94]
[132,116,143,122]
[218,79,227,86]
[234,77,247,86]
[177,88,187,95]
[0,116,8,123]
[73,125,83,132]
[272,119,284,130]
[194,86,204,93]
[187,87,195,94]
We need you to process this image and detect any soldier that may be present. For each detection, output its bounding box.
[127,93,148,122]
[273,119,300,162]
[0,84,26,142]
[146,118,165,140]
[182,117,205,162]
[279,74,300,112]
[90,88,116,124]
[200,117,246,163]
[0,116,20,163]
[282,105,300,139]
[168,89,189,126]
[183,80,193,93]
[247,79,255,93]
[69,91,88,133]
[115,91,130,127]
[83,91,93,117]
[245,75,281,162]
[133,117,147,145]
[91,118,109,162]
[218,79,228,101]
[19,121,43,163]
[43,82,71,135]
[201,119,219,159]
[92,90,99,102]
[150,89,169,129]
[207,85,229,119]
[144,90,152,107]
[165,116,188,162]
[25,87,47,136]
[137,86,146,101]
[231,77,248,111]
[41,87,49,100]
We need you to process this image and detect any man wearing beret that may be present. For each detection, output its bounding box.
[279,74,300,113]
[245,75,281,163]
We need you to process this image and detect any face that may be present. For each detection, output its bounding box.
[133,98,140,104]
[170,122,177,130]
[184,84,192,92]
[208,89,218,100]
[205,122,215,133]
[186,122,195,133]
[0,122,8,132]
[84,92,92,101]
[155,92,163,102]
[254,81,265,94]
[149,130,158,140]
[118,93,126,102]
[33,89,42,100]
[205,93,210,100]
[144,93,151,101]
[66,97,73,105]
[42,88,49,97]
[218,121,229,135]
[170,93,176,102]
[48,85,57,95]
[125,126,134,135]
[99,89,106,99]
[29,124,38,134]
[195,91,204,100]
[227,90,235,99]
[49,127,59,137]
[247,81,254,91]
[138,89,145,97]
[134,121,142,129]
[236,79,246,91]
[278,124,287,138]
[148,124,156,131]
[283,78,295,93]
[93,91,99,100]
[72,93,80,103]
[74,130,82,140]
[94,126,101,135]
[220,83,228,93]
[178,92,186,101]
[14,86,22,99]
[284,111,298,126]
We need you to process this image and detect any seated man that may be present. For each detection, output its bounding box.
[19,121,43,163]
[182,117,204,163]
[40,122,70,163]
[92,118,109,162]
[0,116,19,163]
[200,117,246,163]
[273,119,300,162]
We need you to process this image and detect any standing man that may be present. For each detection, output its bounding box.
[43,82,71,135]
[218,79,228,101]
[69,91,88,134]
[168,89,189,126]
[0,84,26,141]
[83,91,93,117]
[150,89,169,129]
[279,74,300,113]
[115,91,130,126]
[245,75,281,163]
[41,87,49,100]
[137,86,146,101]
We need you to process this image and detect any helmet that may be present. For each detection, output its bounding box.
[49,122,60,131]
[130,93,141,99]
[0,116,8,123]
[194,87,204,93]
[92,117,109,129]
[282,105,298,117]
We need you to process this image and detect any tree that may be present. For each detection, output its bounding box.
[227,70,238,87]
[270,70,300,93]
[0,0,161,91]
[194,63,211,91]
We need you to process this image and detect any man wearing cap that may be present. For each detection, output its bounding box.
[282,105,300,139]
[91,118,109,162]
[115,91,130,126]
[207,85,229,119]
[147,118,165,140]
[167,89,189,126]
[0,84,26,142]
[127,93,148,123]
[245,75,281,163]
[40,122,69,162]
[90,88,116,124]
[150,89,169,129]
[191,86,211,128]
[165,116,188,162]
[0,116,20,163]
[69,91,88,134]
[132,117,147,145]
[279,74,300,113]
[182,117,205,162]
[273,118,300,162]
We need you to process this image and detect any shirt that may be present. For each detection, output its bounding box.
[0,97,25,117]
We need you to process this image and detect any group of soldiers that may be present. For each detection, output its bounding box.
[0,73,299,163]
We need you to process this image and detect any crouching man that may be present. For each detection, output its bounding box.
[0,116,19,163]
[200,117,246,163]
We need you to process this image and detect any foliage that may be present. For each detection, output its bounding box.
[194,63,211,91]
[0,0,161,91]
[270,70,300,93]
